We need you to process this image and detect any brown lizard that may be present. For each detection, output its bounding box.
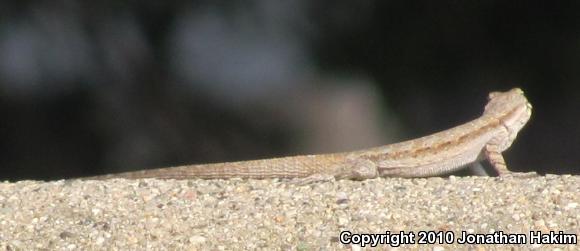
[87,88,532,180]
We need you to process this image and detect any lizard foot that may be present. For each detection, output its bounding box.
[288,174,336,185]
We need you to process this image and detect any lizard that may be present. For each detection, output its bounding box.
[87,87,532,181]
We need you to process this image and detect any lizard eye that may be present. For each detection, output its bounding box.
[512,88,524,94]
[488,91,500,100]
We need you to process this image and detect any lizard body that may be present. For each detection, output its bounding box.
[88,88,532,180]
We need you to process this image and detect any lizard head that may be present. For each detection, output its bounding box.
[483,87,532,144]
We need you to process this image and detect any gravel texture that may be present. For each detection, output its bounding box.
[0,175,578,250]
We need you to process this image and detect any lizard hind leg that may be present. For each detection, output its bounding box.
[289,158,379,185]
[343,158,379,180]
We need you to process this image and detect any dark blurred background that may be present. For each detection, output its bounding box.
[1,1,578,181]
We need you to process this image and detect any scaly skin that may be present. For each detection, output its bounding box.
[87,88,532,180]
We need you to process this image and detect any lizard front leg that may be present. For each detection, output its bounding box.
[484,143,537,178]
[484,143,510,176]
